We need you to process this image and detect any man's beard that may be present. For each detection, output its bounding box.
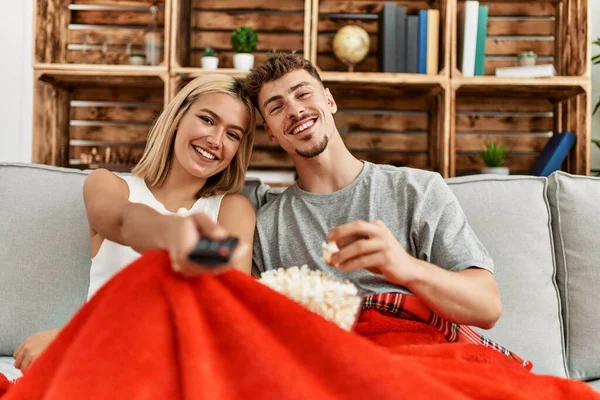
[295,135,329,158]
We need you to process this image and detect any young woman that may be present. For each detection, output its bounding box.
[13,74,257,373]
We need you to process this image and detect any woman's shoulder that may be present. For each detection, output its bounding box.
[221,193,255,212]
[84,169,128,192]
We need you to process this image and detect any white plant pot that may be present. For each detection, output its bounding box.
[201,56,219,70]
[233,53,255,70]
[481,166,510,175]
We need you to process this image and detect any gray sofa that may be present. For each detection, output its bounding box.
[1,163,599,390]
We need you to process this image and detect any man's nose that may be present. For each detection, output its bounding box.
[288,100,306,121]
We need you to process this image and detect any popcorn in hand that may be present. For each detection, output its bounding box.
[321,241,339,265]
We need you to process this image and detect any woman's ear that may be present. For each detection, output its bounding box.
[324,88,338,114]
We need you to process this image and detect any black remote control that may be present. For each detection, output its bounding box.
[188,237,239,267]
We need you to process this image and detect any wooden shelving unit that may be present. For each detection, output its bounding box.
[31,0,591,177]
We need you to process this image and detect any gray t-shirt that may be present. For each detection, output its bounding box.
[252,162,493,295]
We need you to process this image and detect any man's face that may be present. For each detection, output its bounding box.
[258,69,337,159]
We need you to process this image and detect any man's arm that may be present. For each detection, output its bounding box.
[400,259,501,329]
[328,220,502,329]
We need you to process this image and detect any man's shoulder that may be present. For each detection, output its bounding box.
[256,185,295,221]
[368,163,443,191]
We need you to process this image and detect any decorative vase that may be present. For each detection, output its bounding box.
[482,167,510,175]
[201,56,219,70]
[233,53,254,70]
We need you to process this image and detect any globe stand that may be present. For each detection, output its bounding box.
[341,59,355,73]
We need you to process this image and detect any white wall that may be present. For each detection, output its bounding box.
[0,1,34,163]
[591,0,600,170]
[0,1,598,169]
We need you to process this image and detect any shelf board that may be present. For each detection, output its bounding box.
[34,63,167,88]
[452,76,589,98]
[320,72,445,86]
[171,67,250,79]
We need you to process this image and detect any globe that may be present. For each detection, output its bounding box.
[332,25,370,71]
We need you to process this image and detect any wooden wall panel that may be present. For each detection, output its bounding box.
[66,1,166,66]
[250,82,435,170]
[187,0,306,68]
[67,86,163,169]
[454,95,554,175]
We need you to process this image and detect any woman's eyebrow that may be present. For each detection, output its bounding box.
[199,109,245,134]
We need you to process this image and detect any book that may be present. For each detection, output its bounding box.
[426,9,439,75]
[395,6,407,72]
[530,132,577,177]
[379,2,397,73]
[406,15,419,73]
[417,10,428,74]
[458,1,479,77]
[474,5,488,75]
[406,15,419,74]
[495,64,557,78]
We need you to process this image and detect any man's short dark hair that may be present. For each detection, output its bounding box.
[244,52,323,111]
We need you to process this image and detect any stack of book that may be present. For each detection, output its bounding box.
[457,0,488,76]
[378,2,440,74]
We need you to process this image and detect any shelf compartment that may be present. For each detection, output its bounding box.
[35,0,170,67]
[453,0,588,77]
[33,74,165,169]
[311,0,450,76]
[451,81,589,176]
[171,0,311,69]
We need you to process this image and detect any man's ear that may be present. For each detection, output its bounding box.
[264,123,279,144]
[324,88,338,114]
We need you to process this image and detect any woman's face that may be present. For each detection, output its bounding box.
[173,92,250,180]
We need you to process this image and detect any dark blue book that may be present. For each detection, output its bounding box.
[395,6,407,72]
[379,2,397,73]
[417,10,428,74]
[530,132,577,176]
[406,15,419,73]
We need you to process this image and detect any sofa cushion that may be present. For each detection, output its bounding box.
[0,357,20,381]
[0,163,91,356]
[446,174,567,377]
[548,172,600,380]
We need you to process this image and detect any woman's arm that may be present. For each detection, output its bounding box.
[83,169,170,253]
[217,194,256,274]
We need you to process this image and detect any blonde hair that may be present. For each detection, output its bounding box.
[132,74,256,197]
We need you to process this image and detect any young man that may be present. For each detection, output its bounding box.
[245,53,502,329]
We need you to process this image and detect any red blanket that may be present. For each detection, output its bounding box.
[1,250,598,399]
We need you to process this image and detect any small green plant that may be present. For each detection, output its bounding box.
[203,48,217,57]
[479,143,507,167]
[231,26,258,54]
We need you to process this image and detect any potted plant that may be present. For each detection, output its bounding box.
[231,26,258,70]
[517,51,537,67]
[479,142,509,175]
[201,48,219,70]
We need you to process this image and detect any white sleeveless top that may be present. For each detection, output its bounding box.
[87,175,224,300]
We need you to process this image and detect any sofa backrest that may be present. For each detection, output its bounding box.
[548,172,600,381]
[446,174,566,377]
[0,163,91,356]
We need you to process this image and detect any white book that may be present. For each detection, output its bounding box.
[495,64,557,78]
[458,1,479,77]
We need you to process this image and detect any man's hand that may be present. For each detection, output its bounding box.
[14,329,59,372]
[160,212,248,278]
[328,219,421,286]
